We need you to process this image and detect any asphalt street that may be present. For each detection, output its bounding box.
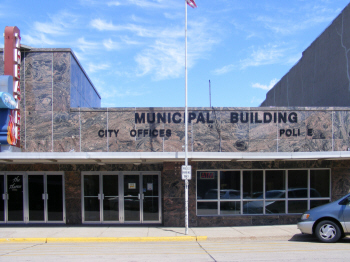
[1,238,350,262]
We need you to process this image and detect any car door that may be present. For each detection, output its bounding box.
[342,196,350,233]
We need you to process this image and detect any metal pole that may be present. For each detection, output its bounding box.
[185,0,189,235]
[209,80,211,107]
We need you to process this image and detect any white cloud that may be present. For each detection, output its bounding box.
[92,77,146,106]
[163,12,182,20]
[33,12,79,35]
[254,3,342,36]
[107,1,121,7]
[252,78,279,91]
[21,11,81,48]
[90,19,154,37]
[250,96,264,105]
[22,33,59,46]
[107,0,170,9]
[84,0,172,8]
[77,37,99,52]
[90,18,182,39]
[213,42,294,76]
[103,39,121,50]
[135,40,184,80]
[33,22,67,35]
[133,18,220,80]
[120,36,141,45]
[240,44,289,69]
[86,63,110,73]
[212,64,236,75]
[286,53,302,65]
[89,16,221,80]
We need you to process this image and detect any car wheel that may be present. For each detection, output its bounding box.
[315,220,341,243]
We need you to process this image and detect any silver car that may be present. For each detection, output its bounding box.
[297,193,350,243]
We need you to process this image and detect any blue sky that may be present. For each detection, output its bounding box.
[1,0,349,108]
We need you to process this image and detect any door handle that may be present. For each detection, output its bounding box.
[42,194,49,200]
[98,194,104,200]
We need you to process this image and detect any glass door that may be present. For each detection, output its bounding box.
[102,175,119,222]
[7,175,24,222]
[0,175,4,222]
[83,175,100,222]
[0,173,64,224]
[142,174,160,222]
[28,175,45,222]
[124,175,140,222]
[28,174,64,223]
[82,172,161,224]
[83,174,120,223]
[47,175,64,222]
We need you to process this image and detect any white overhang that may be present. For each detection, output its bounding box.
[1,151,350,164]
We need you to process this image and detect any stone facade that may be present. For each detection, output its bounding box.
[0,48,101,152]
[3,48,350,154]
[1,159,349,226]
[52,107,350,153]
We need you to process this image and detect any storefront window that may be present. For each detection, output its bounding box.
[197,202,217,215]
[196,169,331,216]
[220,202,241,215]
[288,200,307,213]
[265,170,285,199]
[243,171,263,199]
[220,171,240,199]
[310,170,330,197]
[197,171,218,200]
[288,170,308,198]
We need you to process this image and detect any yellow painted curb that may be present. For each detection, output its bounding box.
[46,236,207,242]
[0,238,47,243]
[0,236,207,243]
[196,236,207,241]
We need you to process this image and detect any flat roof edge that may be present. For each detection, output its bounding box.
[0,151,350,164]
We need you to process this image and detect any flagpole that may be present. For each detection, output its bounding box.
[184,0,189,236]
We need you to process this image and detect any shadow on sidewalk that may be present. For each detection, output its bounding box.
[289,234,350,243]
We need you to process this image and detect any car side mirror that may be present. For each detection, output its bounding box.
[339,198,350,205]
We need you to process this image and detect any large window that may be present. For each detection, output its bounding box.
[196,169,331,216]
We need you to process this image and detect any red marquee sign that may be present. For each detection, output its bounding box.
[4,26,21,147]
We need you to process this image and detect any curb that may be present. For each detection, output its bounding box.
[0,236,207,243]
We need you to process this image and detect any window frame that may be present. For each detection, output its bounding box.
[196,168,331,216]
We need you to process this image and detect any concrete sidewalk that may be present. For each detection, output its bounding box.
[0,225,303,243]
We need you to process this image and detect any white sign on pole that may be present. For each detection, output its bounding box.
[181,165,192,180]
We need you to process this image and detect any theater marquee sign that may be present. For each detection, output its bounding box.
[81,108,349,153]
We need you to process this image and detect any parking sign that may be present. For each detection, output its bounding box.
[181,165,192,180]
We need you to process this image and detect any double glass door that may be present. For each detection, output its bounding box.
[0,173,65,223]
[27,174,64,222]
[1,174,24,222]
[83,172,161,224]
